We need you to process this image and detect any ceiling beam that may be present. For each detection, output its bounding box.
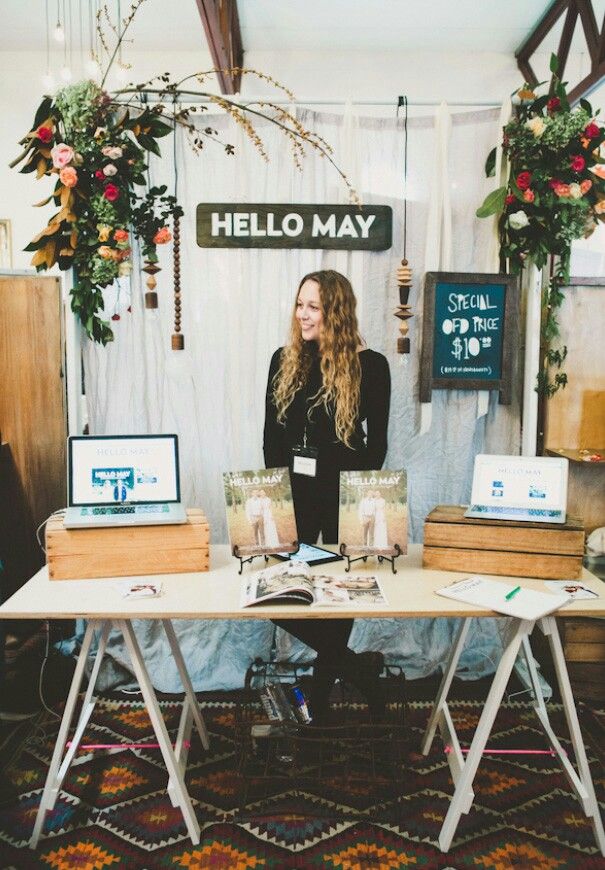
[195,0,243,95]
[515,0,605,105]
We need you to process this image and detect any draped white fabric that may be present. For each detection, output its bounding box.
[83,106,522,691]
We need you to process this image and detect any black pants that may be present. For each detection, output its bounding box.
[273,617,353,659]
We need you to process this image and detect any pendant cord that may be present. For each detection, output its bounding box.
[396,95,409,260]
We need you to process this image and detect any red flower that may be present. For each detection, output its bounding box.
[95,169,105,180]
[111,313,121,321]
[584,122,600,140]
[36,125,52,143]
[103,183,119,202]
[516,171,532,190]
[523,189,535,203]
[570,155,585,172]
[547,97,561,113]
[505,193,515,205]
[548,179,560,189]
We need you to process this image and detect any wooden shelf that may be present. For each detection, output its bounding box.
[546,448,605,464]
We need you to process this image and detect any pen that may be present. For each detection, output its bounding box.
[505,585,521,601]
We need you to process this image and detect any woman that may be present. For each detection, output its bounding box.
[373,490,389,549]
[259,490,279,549]
[263,269,391,723]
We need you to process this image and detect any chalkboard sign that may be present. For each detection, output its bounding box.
[419,272,518,405]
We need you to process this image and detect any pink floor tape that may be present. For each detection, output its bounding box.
[67,741,191,751]
[444,745,566,756]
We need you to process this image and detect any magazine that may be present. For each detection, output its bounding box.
[544,580,599,600]
[240,560,389,608]
[223,467,298,556]
[339,469,408,554]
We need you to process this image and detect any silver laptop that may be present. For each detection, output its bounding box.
[464,454,568,524]
[63,434,187,528]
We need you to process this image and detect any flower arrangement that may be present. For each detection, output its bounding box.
[477,56,605,395]
[11,0,353,345]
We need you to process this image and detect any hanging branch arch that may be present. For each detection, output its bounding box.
[11,0,357,344]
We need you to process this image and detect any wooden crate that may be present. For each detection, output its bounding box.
[46,509,210,580]
[423,505,584,580]
[558,617,605,702]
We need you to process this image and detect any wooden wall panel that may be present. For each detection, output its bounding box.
[0,275,66,536]
[544,284,605,533]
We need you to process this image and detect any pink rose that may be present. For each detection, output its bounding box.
[113,228,129,243]
[50,142,75,168]
[103,183,119,202]
[103,163,118,177]
[102,145,123,160]
[570,155,586,172]
[580,179,593,194]
[153,227,172,245]
[95,169,105,180]
[523,189,535,203]
[505,193,515,205]
[59,166,78,188]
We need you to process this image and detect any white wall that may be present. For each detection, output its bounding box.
[0,46,602,270]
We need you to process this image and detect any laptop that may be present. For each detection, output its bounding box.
[63,434,187,528]
[464,454,568,524]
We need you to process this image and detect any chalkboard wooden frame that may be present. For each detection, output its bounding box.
[419,271,519,405]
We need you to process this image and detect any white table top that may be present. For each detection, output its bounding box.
[1,545,603,621]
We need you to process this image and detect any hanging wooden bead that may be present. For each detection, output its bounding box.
[171,213,184,350]
[394,258,413,353]
[142,260,160,309]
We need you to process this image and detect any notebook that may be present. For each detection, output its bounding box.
[436,575,571,620]
[63,434,187,528]
[464,454,568,524]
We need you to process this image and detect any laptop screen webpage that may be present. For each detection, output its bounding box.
[69,435,180,506]
[470,455,568,511]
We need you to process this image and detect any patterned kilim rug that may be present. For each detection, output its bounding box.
[0,691,604,869]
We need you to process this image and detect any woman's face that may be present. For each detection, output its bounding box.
[296,279,323,342]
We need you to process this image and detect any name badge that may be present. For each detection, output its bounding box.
[292,445,318,477]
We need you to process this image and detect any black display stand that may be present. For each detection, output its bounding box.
[339,543,403,575]
[232,542,298,575]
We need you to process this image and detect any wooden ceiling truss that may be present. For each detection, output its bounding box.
[195,0,243,95]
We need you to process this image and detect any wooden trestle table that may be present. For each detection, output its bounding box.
[0,544,603,854]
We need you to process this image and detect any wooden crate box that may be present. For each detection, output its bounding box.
[46,508,209,580]
[423,505,584,580]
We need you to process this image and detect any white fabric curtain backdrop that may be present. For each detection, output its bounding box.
[82,106,522,691]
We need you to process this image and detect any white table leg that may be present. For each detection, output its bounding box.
[30,619,108,849]
[438,618,533,853]
[118,619,200,845]
[168,698,194,808]
[421,618,471,755]
[540,616,605,856]
[162,620,209,750]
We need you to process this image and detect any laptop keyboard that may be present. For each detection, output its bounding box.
[88,504,169,516]
[471,505,561,518]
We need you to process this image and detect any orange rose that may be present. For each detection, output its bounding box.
[59,166,78,188]
[113,228,129,243]
[595,200,605,214]
[580,180,592,194]
[153,227,172,245]
[98,245,119,260]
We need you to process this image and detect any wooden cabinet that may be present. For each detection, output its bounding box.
[0,274,67,594]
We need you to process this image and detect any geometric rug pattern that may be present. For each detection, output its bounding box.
[0,693,604,869]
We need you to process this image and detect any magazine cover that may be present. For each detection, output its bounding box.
[339,469,408,554]
[223,467,298,556]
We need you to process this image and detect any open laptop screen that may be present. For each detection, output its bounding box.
[69,435,181,506]
[470,454,568,511]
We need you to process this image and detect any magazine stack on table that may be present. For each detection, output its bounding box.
[240,560,389,608]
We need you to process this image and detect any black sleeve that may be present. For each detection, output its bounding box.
[263,348,289,469]
[364,352,391,468]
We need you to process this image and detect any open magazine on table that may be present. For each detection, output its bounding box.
[240,560,388,608]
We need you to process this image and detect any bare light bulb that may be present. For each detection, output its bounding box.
[53,23,65,43]
[85,56,99,76]
[60,65,72,82]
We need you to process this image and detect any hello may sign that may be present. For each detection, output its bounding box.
[196,203,392,250]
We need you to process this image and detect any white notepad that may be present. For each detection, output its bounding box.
[436,575,571,620]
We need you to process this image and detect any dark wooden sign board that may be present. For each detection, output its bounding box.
[419,272,519,405]
[196,203,392,250]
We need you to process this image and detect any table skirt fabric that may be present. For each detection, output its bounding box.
[73,616,509,692]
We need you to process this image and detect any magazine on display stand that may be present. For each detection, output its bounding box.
[223,467,298,556]
[339,469,408,554]
[240,560,388,608]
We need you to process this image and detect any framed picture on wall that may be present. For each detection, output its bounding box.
[0,220,12,269]
[419,271,519,405]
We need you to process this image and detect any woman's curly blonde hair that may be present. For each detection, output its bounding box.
[272,270,362,448]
